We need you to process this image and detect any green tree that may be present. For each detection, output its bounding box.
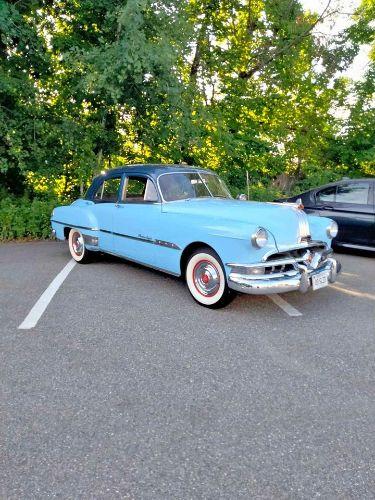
[0,0,373,203]
[329,0,375,178]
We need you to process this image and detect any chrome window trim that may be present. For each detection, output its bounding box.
[200,171,233,200]
[119,173,161,205]
[156,171,232,203]
[93,175,122,203]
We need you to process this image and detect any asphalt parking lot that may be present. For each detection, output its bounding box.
[1,241,375,498]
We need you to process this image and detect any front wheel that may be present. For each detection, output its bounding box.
[68,228,92,263]
[185,248,235,308]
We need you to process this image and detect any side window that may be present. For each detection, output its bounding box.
[122,176,158,203]
[316,185,336,204]
[336,182,370,205]
[94,177,121,202]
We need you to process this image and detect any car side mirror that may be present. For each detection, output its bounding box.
[236,194,248,201]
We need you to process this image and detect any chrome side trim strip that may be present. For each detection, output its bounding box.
[51,220,99,231]
[337,242,375,252]
[154,239,180,250]
[108,230,181,250]
[51,219,180,250]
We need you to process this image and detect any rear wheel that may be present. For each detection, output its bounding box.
[185,247,235,308]
[68,228,92,263]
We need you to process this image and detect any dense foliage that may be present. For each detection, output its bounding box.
[0,0,374,239]
[0,193,55,239]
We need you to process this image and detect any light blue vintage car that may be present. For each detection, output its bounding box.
[51,164,341,308]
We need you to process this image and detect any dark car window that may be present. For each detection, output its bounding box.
[159,173,209,201]
[122,176,158,203]
[158,172,232,201]
[94,177,121,202]
[200,173,232,198]
[316,185,336,204]
[336,182,370,204]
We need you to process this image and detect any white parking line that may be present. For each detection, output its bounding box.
[330,283,375,301]
[267,294,303,317]
[341,272,359,278]
[18,259,76,330]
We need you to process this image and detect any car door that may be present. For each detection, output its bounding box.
[304,184,342,238]
[113,174,162,267]
[303,185,336,215]
[315,181,374,247]
[90,175,122,251]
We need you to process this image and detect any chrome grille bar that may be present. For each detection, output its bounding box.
[227,258,303,269]
[294,208,311,241]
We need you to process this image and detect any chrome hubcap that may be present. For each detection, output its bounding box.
[72,232,84,256]
[193,260,220,297]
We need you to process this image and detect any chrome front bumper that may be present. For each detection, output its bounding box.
[228,257,341,295]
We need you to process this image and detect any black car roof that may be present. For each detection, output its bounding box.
[96,164,212,180]
[309,178,374,193]
[86,164,215,200]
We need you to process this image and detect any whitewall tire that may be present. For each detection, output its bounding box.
[68,229,91,263]
[185,248,235,308]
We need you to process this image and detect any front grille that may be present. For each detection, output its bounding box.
[264,243,329,273]
[227,242,330,276]
[266,244,326,263]
[264,263,294,274]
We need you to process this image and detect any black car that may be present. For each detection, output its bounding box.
[276,178,375,251]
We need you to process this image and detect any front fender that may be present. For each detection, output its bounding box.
[307,215,333,246]
[179,219,278,274]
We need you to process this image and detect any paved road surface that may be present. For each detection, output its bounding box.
[1,241,374,498]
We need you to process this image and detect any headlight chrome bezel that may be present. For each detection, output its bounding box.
[326,221,338,239]
[251,227,268,248]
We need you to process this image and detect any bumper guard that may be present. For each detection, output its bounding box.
[228,257,341,295]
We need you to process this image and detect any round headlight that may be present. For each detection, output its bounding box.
[251,228,268,248]
[326,221,338,239]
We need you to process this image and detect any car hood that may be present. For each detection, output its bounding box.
[162,198,309,248]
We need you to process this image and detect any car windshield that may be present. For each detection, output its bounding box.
[158,172,232,202]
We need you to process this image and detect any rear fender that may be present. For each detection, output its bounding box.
[51,202,99,243]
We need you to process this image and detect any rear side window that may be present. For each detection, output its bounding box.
[316,186,336,204]
[94,177,121,202]
[336,182,369,204]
